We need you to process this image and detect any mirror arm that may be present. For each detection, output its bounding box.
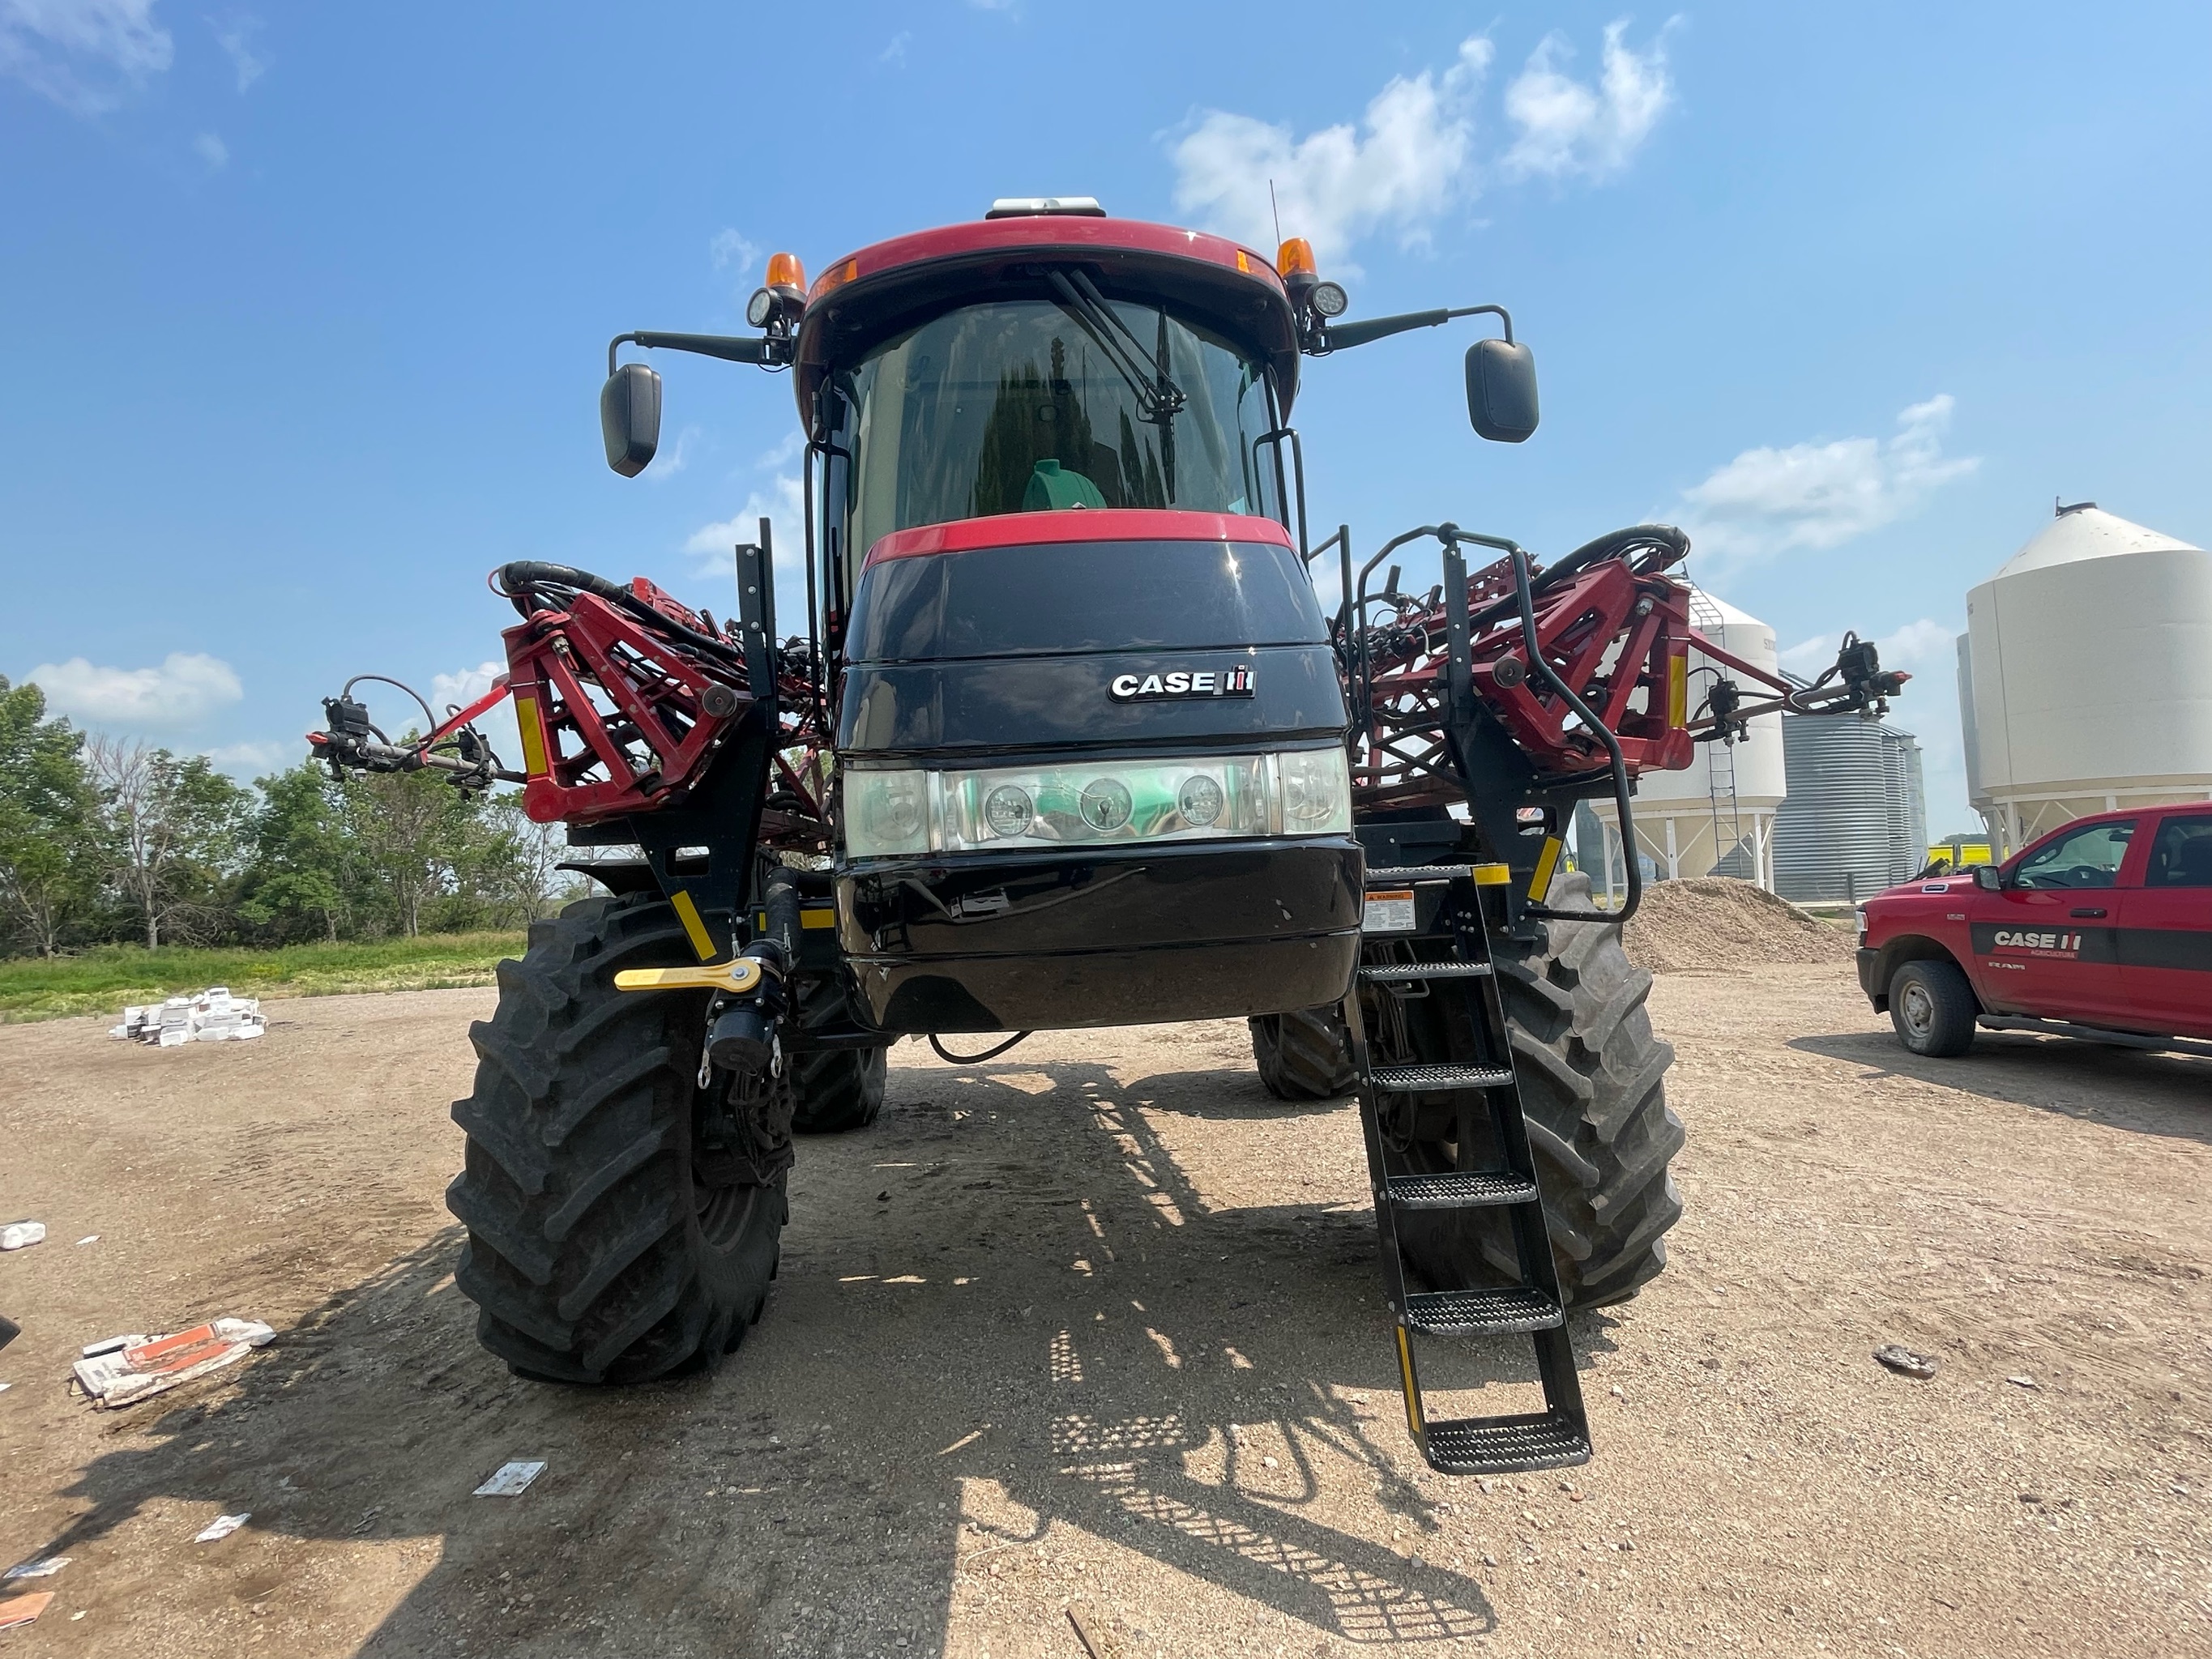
[1316,303,1514,354]
[608,331,791,375]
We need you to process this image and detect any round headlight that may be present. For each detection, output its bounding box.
[1078,778,1134,834]
[1178,774,1223,828]
[1310,280,1350,318]
[745,288,776,329]
[983,784,1034,838]
[863,776,924,839]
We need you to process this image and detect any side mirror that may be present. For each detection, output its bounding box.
[1467,338,1539,443]
[600,362,662,476]
[1973,865,2003,891]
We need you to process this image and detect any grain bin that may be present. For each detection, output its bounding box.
[1589,587,1788,896]
[1770,717,1927,902]
[1958,502,2212,853]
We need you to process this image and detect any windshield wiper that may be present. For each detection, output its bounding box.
[1045,269,1187,425]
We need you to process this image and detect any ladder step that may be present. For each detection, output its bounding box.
[1361,961,1492,982]
[1385,1171,1539,1210]
[1423,1410,1591,1475]
[1404,1286,1563,1336]
[1369,1064,1514,1093]
[1364,864,1478,885]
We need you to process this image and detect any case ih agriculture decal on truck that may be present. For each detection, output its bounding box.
[1109,663,1256,701]
[1975,925,2108,959]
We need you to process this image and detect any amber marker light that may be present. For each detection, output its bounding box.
[1275,237,1318,281]
[764,251,807,299]
[809,257,859,300]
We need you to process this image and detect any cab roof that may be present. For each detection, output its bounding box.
[789,214,1301,436]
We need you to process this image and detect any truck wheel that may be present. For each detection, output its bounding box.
[1889,958,1977,1057]
[446,893,791,1384]
[790,973,887,1135]
[1249,1010,1359,1100]
[1367,872,1684,1308]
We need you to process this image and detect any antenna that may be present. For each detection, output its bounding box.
[1269,179,1282,248]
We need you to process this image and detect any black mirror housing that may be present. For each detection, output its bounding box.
[1973,865,2003,891]
[600,362,662,476]
[1467,338,1539,443]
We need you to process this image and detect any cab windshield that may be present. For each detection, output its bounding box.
[835,298,1281,562]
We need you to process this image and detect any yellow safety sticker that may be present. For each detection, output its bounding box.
[1668,651,1689,728]
[1471,864,1512,886]
[514,695,548,778]
[1529,835,1564,902]
[1394,1327,1426,1437]
[669,889,716,962]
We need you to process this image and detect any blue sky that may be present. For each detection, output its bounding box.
[2,1,2206,837]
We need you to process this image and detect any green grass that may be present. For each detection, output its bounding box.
[0,932,527,1022]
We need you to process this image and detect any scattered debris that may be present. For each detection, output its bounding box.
[2007,1374,2039,1388]
[1874,1344,1941,1380]
[0,1591,54,1631]
[1065,1604,1109,1659]
[0,1222,45,1251]
[2,1558,68,1581]
[474,1461,546,1497]
[194,1513,250,1543]
[75,1235,98,1247]
[111,988,267,1047]
[72,1318,275,1409]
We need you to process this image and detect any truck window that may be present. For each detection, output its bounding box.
[837,298,1281,571]
[2012,818,2136,889]
[2146,816,2212,888]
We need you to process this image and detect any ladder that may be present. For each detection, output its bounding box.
[1346,862,1592,1476]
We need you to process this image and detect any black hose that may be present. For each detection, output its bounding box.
[495,561,747,667]
[929,1032,1031,1064]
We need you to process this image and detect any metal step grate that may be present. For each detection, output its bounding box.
[1385,1171,1539,1210]
[1424,1410,1591,1475]
[1369,1064,1514,1093]
[1360,961,1492,982]
[1403,1286,1564,1337]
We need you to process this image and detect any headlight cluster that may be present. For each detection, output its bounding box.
[843,748,1351,858]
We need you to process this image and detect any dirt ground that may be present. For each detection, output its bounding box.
[2,964,2208,1657]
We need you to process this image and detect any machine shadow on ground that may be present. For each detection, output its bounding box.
[1790,1030,2212,1144]
[28,1043,1624,1656]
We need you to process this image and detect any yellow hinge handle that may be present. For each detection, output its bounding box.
[613,959,765,996]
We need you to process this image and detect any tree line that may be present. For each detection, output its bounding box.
[0,675,578,957]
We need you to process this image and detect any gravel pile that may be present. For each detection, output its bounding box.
[1620,876,1858,972]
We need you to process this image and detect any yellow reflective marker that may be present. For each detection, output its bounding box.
[1471,864,1512,886]
[514,694,548,777]
[1394,1327,1426,1437]
[1529,835,1565,902]
[613,958,763,996]
[1668,651,1689,728]
[669,889,717,962]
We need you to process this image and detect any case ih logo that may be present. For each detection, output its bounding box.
[1109,666,1255,702]
[1992,929,2084,953]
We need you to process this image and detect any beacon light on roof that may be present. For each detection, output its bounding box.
[984,196,1107,219]
[1276,237,1348,322]
[764,252,807,298]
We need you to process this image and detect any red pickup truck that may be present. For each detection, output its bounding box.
[1858,802,2212,1057]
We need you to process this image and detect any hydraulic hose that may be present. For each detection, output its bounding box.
[495,561,747,668]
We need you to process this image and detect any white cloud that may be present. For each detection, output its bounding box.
[210,12,261,91]
[710,228,759,279]
[0,0,173,113]
[687,475,803,576]
[1780,616,1954,681]
[1679,395,1979,569]
[644,423,701,483]
[1170,35,1494,270]
[879,29,908,65]
[28,650,241,727]
[203,738,288,774]
[431,659,505,711]
[192,129,226,168]
[754,430,803,471]
[1502,19,1675,182]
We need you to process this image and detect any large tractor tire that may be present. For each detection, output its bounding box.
[789,972,887,1135]
[446,893,792,1384]
[1248,1009,1359,1100]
